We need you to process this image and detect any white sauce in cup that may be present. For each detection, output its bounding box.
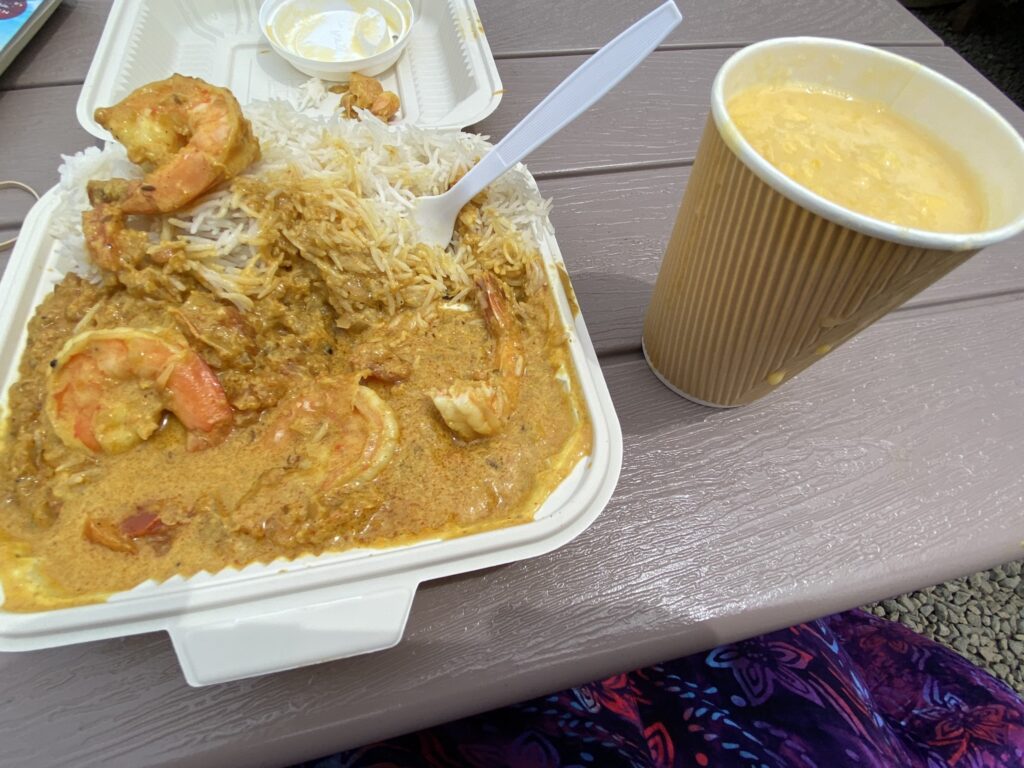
[267,0,404,63]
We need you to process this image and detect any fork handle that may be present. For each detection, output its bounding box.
[448,0,682,210]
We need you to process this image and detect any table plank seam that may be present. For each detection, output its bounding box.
[583,289,1024,360]
[0,78,85,93]
[491,39,947,61]
[0,43,948,94]
[530,158,696,182]
[889,288,1024,316]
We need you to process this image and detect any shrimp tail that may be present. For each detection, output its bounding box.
[104,149,223,215]
[432,273,525,441]
[167,354,234,451]
[81,205,148,272]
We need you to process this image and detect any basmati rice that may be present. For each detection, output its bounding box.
[52,98,553,328]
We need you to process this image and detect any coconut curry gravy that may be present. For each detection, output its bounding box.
[0,259,590,611]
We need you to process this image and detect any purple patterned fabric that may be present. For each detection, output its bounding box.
[297,610,1024,767]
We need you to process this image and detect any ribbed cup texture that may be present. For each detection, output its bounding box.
[643,117,976,407]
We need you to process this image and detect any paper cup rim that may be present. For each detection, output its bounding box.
[711,37,1024,251]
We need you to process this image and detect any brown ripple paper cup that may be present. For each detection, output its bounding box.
[643,38,1024,407]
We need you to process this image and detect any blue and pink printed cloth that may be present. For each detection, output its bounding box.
[298,609,1024,767]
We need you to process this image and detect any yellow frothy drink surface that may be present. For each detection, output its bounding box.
[727,84,985,233]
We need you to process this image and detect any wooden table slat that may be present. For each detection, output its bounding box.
[478,0,940,56]
[473,46,1024,178]
[0,85,98,227]
[0,0,941,92]
[541,166,1024,354]
[3,46,1018,225]
[5,143,1024,359]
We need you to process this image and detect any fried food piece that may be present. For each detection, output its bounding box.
[88,74,261,215]
[339,73,401,122]
[368,91,401,122]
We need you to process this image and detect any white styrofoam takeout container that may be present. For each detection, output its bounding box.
[1,0,621,687]
[0,185,622,687]
[77,0,503,134]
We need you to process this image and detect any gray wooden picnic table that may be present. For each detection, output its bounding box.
[1,1,1023,765]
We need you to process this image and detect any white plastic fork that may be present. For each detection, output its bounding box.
[411,0,683,247]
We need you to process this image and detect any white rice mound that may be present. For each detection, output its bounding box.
[51,97,553,326]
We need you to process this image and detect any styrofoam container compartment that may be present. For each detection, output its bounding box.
[77,0,504,134]
[0,180,623,686]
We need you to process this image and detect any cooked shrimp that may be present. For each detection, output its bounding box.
[87,74,260,215]
[81,204,149,271]
[230,375,398,540]
[46,329,233,454]
[350,343,411,384]
[432,274,525,440]
[265,374,398,489]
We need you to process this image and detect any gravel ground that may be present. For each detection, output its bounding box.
[863,560,1024,695]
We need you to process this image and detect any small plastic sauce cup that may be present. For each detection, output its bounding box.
[260,0,416,81]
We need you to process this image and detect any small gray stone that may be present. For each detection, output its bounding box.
[953,591,971,606]
[979,646,1000,662]
[953,637,970,652]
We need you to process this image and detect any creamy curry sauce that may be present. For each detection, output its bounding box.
[0,260,590,610]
